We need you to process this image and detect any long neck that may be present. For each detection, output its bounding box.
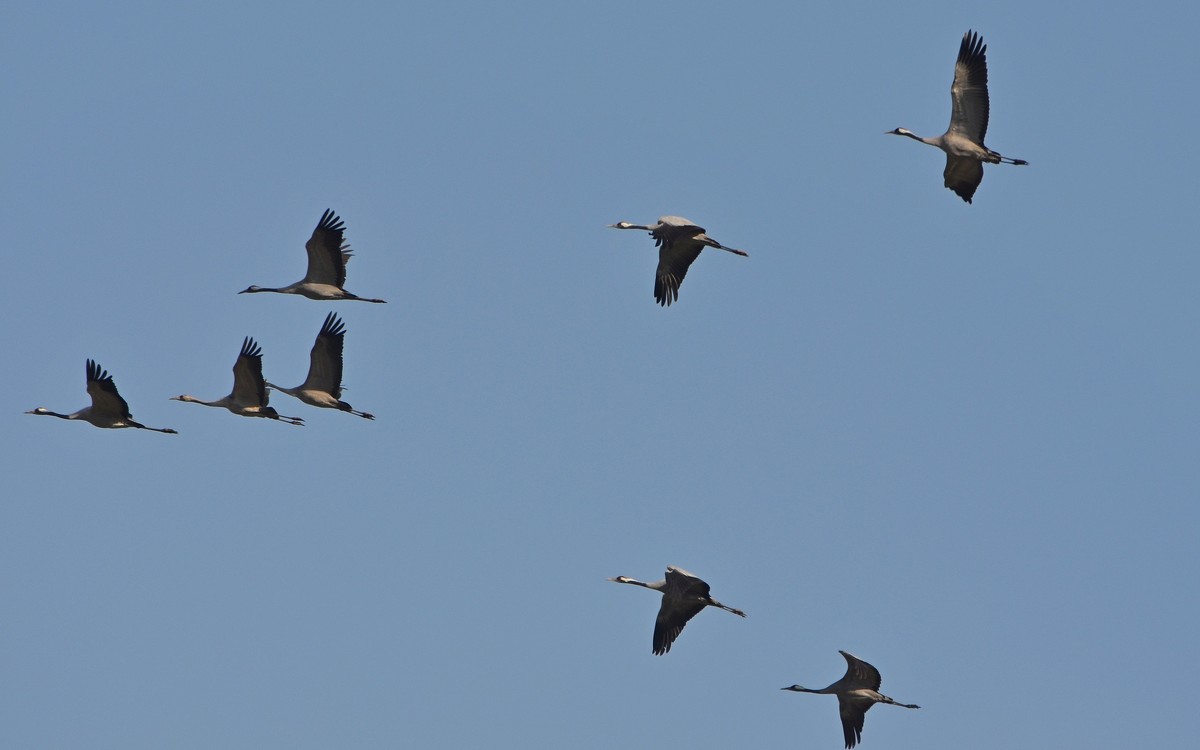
[614,578,659,591]
[264,382,298,396]
[902,130,941,148]
[176,395,225,408]
[32,409,76,420]
[612,223,654,232]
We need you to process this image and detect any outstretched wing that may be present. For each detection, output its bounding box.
[232,337,268,408]
[654,234,704,307]
[304,209,351,287]
[943,154,985,203]
[652,596,707,655]
[85,359,132,419]
[838,694,874,749]
[650,567,714,654]
[839,651,884,691]
[948,30,991,145]
[304,312,346,396]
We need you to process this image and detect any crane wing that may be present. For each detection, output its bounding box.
[665,566,711,597]
[305,312,346,396]
[649,566,717,654]
[232,337,269,408]
[304,209,350,287]
[652,596,706,655]
[839,651,884,691]
[85,360,132,419]
[943,154,985,203]
[948,30,990,145]
[654,238,703,307]
[837,694,874,749]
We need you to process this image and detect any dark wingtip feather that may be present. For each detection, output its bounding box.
[320,311,346,338]
[240,337,263,359]
[654,276,680,307]
[959,29,986,61]
[86,359,113,386]
[316,208,346,234]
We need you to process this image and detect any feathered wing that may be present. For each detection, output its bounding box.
[652,596,707,655]
[839,651,884,691]
[85,359,132,419]
[232,337,269,408]
[650,567,717,653]
[949,30,991,145]
[654,238,703,306]
[305,312,346,396]
[838,695,874,749]
[943,154,985,203]
[304,209,350,287]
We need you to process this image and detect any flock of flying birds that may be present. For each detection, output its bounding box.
[607,30,1027,749]
[609,566,920,749]
[27,209,383,432]
[26,29,1025,747]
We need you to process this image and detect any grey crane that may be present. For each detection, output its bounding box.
[608,565,746,654]
[239,209,386,302]
[888,30,1027,203]
[170,337,304,425]
[608,216,748,306]
[27,359,177,434]
[782,650,920,749]
[266,312,375,420]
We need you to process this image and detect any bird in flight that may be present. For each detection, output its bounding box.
[267,312,375,420]
[608,565,746,654]
[888,30,1027,202]
[782,650,920,748]
[609,216,748,306]
[240,209,387,302]
[27,359,177,434]
[170,337,304,425]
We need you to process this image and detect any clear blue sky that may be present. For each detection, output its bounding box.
[3,2,1197,748]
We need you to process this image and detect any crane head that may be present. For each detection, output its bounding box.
[887,127,913,136]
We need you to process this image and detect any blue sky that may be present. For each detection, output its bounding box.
[3,2,1198,748]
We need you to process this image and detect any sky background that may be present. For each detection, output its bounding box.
[3,2,1198,748]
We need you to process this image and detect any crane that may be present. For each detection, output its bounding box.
[608,216,748,306]
[266,312,375,420]
[170,337,304,425]
[782,650,920,748]
[27,359,177,434]
[888,30,1027,203]
[608,565,746,654]
[239,209,387,302]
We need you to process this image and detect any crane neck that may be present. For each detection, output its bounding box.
[29,409,75,420]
